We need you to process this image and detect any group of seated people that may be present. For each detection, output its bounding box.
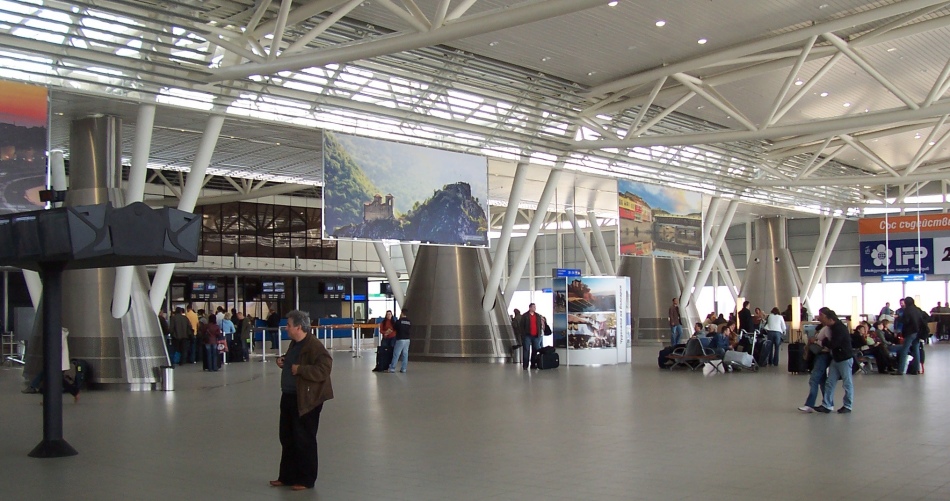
[847,319,911,374]
[689,321,740,356]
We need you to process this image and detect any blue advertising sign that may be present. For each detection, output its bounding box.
[553,268,582,277]
[860,238,933,276]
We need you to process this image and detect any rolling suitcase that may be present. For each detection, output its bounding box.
[787,342,807,373]
[534,346,559,370]
[373,346,393,372]
[753,338,772,366]
[227,339,247,362]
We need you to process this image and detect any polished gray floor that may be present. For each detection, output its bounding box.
[2,343,949,500]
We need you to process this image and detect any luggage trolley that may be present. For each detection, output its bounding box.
[723,330,759,372]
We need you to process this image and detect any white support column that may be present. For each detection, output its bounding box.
[588,211,615,275]
[503,168,564,306]
[150,113,226,313]
[718,241,742,297]
[715,255,739,300]
[801,216,832,310]
[113,103,156,319]
[689,200,740,309]
[804,218,845,301]
[566,209,601,275]
[680,197,721,306]
[373,242,406,307]
[400,243,416,278]
[483,162,528,310]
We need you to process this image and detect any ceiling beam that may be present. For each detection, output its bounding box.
[587,0,949,98]
[572,99,950,150]
[148,183,313,207]
[756,170,950,187]
[210,0,607,81]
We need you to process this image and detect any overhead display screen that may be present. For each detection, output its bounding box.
[322,132,489,247]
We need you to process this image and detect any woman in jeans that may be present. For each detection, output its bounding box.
[763,307,787,367]
[799,323,831,413]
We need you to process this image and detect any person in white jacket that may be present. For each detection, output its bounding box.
[763,308,787,367]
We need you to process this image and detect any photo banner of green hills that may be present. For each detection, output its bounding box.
[322,132,489,247]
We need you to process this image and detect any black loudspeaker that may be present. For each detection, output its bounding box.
[0,202,200,271]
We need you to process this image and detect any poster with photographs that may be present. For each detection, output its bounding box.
[0,80,48,215]
[552,275,630,364]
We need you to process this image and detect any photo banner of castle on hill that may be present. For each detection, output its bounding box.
[617,179,703,258]
[858,214,950,277]
[0,80,48,216]
[322,132,489,247]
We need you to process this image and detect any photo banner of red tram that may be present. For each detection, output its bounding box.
[857,214,950,276]
[0,79,48,216]
[617,178,703,259]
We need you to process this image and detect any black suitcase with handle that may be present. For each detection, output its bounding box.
[533,346,559,370]
[787,342,807,373]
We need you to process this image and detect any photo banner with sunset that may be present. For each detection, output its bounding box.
[322,132,489,247]
[617,179,703,259]
[0,80,48,215]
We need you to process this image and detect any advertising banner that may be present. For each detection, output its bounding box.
[617,179,702,258]
[858,214,950,276]
[0,80,48,215]
[322,132,489,247]
[553,276,630,365]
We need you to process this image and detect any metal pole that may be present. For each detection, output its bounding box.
[400,243,416,278]
[374,242,406,307]
[2,270,7,333]
[689,200,740,308]
[804,218,846,300]
[802,216,831,311]
[680,197,721,306]
[29,262,77,458]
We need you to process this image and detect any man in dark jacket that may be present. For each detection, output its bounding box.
[816,308,854,413]
[169,307,192,366]
[738,301,754,333]
[897,297,927,375]
[387,310,412,373]
[272,310,333,491]
[520,303,544,370]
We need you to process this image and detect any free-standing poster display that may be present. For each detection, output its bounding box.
[552,276,630,365]
[322,132,489,247]
[618,179,703,258]
[0,80,48,215]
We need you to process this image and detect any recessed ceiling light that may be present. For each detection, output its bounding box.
[697,105,705,110]
[819,91,829,97]
[541,56,551,62]
[794,80,804,86]
[697,38,708,44]
[607,0,619,6]
[929,141,936,145]
[818,3,829,8]
[843,102,851,107]
[489,41,498,47]
[587,71,596,76]
[886,47,897,52]
[655,20,666,27]
[914,133,922,139]
[864,108,870,113]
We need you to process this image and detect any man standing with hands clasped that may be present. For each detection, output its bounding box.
[520,303,544,370]
[271,310,333,491]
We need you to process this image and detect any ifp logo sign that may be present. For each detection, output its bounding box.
[860,238,933,276]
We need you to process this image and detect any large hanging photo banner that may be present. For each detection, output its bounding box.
[0,80,48,215]
[617,179,703,258]
[858,214,950,276]
[322,132,489,247]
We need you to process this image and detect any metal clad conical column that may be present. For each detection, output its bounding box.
[404,246,515,362]
[27,116,168,390]
[739,216,802,315]
[618,256,698,345]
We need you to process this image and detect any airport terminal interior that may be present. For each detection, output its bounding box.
[2,0,950,499]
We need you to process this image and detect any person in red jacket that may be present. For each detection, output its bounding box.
[520,303,544,370]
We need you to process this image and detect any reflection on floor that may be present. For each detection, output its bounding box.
[2,344,950,500]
